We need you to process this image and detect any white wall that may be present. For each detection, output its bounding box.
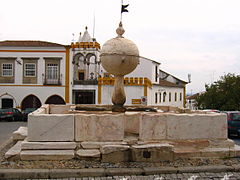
[0,47,66,85]
[0,46,67,108]
[0,86,65,107]
[101,85,144,105]
[149,85,184,108]
[127,57,159,82]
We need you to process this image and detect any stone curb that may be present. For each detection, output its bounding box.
[0,137,13,151]
[0,165,239,178]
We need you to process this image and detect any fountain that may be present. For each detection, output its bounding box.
[4,22,240,163]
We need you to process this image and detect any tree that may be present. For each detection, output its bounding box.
[196,73,240,111]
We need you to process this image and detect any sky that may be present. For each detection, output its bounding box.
[1,0,240,94]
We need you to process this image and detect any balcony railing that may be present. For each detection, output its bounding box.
[73,79,98,85]
[43,78,62,85]
[42,74,62,86]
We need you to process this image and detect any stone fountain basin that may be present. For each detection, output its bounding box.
[27,104,227,142]
[6,104,238,162]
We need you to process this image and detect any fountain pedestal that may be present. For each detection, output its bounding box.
[100,22,139,112]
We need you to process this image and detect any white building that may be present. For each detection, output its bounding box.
[0,41,69,109]
[0,27,187,110]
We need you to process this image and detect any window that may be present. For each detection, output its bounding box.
[47,64,58,80]
[2,63,13,76]
[159,93,161,103]
[175,93,177,101]
[44,58,61,85]
[155,65,158,82]
[79,72,85,80]
[163,92,166,102]
[24,63,36,77]
[45,63,59,84]
[169,92,171,102]
[180,92,182,101]
[155,92,158,104]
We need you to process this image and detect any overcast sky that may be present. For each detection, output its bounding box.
[1,0,240,94]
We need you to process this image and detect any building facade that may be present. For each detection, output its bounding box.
[0,28,187,110]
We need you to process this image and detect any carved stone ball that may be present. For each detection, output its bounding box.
[100,37,139,76]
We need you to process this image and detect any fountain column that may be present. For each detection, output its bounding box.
[100,22,139,112]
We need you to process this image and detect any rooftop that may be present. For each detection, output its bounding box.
[0,40,65,47]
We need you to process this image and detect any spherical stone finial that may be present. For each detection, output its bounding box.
[116,21,125,37]
[100,37,139,76]
[101,22,139,76]
[100,22,140,111]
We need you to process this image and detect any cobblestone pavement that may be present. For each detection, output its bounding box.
[3,172,240,180]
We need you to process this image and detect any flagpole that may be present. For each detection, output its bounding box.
[120,0,123,22]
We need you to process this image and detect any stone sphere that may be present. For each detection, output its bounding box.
[100,37,139,76]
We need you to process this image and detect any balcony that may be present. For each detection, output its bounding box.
[43,78,62,86]
[73,79,98,85]
[42,73,62,86]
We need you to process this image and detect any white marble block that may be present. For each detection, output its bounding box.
[75,114,124,141]
[28,114,74,142]
[166,113,227,140]
[124,112,140,134]
[139,113,167,141]
[12,126,27,141]
[5,141,23,159]
[20,150,74,160]
[81,141,127,149]
[21,142,76,150]
[100,144,130,154]
[49,105,71,114]
[76,149,101,158]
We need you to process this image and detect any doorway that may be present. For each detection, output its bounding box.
[2,98,13,109]
[74,90,95,104]
[21,95,42,110]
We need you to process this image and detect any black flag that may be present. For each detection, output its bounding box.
[121,4,129,13]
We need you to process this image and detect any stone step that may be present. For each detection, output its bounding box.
[81,141,127,149]
[174,145,240,159]
[12,127,27,141]
[21,141,76,150]
[5,141,23,160]
[76,149,101,158]
[20,150,74,160]
[131,143,174,162]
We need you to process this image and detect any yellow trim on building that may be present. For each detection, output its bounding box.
[98,84,102,104]
[98,77,152,103]
[71,42,101,49]
[65,47,70,103]
[0,84,65,87]
[98,77,152,87]
[183,86,186,108]
[144,85,148,97]
[0,50,66,53]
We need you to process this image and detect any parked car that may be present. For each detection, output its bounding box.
[202,109,220,113]
[226,111,240,137]
[0,108,23,121]
[22,108,37,121]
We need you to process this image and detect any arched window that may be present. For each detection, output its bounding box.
[45,95,65,104]
[159,93,161,103]
[163,92,166,102]
[155,92,158,104]
[175,92,177,101]
[169,92,171,102]
[21,95,42,110]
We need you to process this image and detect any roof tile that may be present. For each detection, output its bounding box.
[0,40,65,47]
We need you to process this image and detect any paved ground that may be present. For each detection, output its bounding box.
[1,172,239,179]
[1,122,240,179]
[231,136,240,146]
[0,121,27,146]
